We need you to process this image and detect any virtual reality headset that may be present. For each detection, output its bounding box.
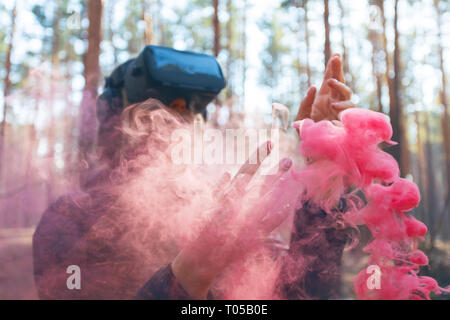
[100,45,226,120]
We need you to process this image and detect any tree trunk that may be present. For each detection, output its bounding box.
[435,0,450,202]
[156,0,166,46]
[78,0,103,177]
[378,0,392,101]
[62,33,77,179]
[389,0,410,177]
[213,0,220,57]
[433,0,450,243]
[143,0,153,45]
[373,52,384,113]
[414,111,426,223]
[46,5,62,205]
[323,0,331,68]
[22,96,40,227]
[424,112,437,250]
[337,0,352,88]
[368,0,384,113]
[226,0,233,98]
[375,0,392,112]
[25,99,39,180]
[63,67,75,177]
[303,0,311,88]
[0,2,17,183]
[106,1,118,65]
[212,0,221,113]
[241,0,247,108]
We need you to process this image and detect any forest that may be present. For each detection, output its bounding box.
[0,0,449,299]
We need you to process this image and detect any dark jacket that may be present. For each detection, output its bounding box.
[33,181,351,300]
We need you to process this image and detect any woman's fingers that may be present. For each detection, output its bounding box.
[235,141,272,175]
[258,172,299,234]
[320,54,344,94]
[234,158,294,239]
[227,141,272,194]
[327,78,352,100]
[332,54,346,83]
[331,100,355,112]
[322,54,341,82]
[295,86,316,121]
[215,141,273,224]
[259,157,293,196]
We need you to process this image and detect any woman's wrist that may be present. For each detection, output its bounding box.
[171,250,216,300]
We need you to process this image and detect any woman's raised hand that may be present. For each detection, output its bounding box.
[296,53,354,122]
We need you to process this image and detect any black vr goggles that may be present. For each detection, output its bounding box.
[97,45,226,124]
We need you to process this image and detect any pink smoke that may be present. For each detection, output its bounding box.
[293,108,449,300]
[30,102,449,300]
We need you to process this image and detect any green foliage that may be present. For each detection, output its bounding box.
[280,0,306,9]
[31,5,50,28]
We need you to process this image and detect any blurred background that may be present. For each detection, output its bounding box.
[0,0,449,299]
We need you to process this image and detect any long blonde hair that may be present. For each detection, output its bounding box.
[97,98,189,171]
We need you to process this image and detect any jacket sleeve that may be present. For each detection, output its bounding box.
[135,264,191,299]
[34,193,212,300]
[279,198,351,300]
[33,194,87,299]
[33,192,124,299]
[136,264,217,300]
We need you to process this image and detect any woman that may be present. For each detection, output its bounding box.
[33,53,355,299]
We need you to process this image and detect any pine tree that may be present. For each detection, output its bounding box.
[323,0,331,67]
[78,0,103,181]
[0,2,17,182]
